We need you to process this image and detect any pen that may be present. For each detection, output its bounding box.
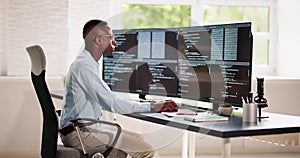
[248,92,253,103]
[241,96,246,104]
[176,112,197,115]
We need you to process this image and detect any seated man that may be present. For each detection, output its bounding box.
[59,19,178,158]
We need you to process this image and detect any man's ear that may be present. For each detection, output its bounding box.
[94,36,102,45]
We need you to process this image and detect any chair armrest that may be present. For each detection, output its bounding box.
[56,109,62,116]
[70,118,122,157]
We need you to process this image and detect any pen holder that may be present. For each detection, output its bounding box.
[243,103,257,123]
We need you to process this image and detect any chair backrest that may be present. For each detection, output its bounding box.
[26,45,58,158]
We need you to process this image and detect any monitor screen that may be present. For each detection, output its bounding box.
[102,22,253,107]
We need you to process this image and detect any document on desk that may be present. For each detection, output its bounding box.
[161,109,197,117]
[184,112,228,122]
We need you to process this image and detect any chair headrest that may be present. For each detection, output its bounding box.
[26,45,46,76]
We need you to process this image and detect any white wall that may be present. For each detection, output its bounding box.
[276,0,300,77]
[253,78,300,116]
[0,77,64,155]
[68,0,113,67]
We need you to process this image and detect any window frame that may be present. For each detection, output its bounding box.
[112,0,277,76]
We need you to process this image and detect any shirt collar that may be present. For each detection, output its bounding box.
[82,49,99,67]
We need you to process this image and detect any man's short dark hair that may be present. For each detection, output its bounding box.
[83,19,108,39]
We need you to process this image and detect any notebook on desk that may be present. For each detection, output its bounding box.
[184,112,228,122]
[161,108,197,117]
[178,98,213,111]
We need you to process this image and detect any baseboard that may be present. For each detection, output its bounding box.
[157,146,300,156]
[0,152,40,158]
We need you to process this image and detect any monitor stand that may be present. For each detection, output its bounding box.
[257,103,269,121]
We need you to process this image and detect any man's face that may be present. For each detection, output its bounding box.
[97,26,115,57]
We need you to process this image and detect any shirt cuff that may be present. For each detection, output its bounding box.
[139,102,152,112]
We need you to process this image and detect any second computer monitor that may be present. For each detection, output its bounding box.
[103,22,253,107]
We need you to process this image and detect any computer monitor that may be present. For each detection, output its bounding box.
[102,22,253,107]
[103,28,181,99]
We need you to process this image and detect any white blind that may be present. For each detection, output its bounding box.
[0,1,8,76]
[1,0,113,77]
[1,0,68,77]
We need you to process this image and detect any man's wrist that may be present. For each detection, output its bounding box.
[150,102,156,112]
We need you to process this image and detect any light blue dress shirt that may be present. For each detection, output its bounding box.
[60,50,151,128]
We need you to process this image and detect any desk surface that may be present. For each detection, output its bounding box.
[50,91,300,138]
[126,112,300,138]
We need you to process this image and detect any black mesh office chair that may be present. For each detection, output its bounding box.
[26,45,123,158]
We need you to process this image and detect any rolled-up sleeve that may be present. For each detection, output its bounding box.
[78,52,151,114]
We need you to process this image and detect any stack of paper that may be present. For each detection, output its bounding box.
[161,109,197,117]
[184,112,228,122]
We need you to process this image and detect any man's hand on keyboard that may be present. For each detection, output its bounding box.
[151,100,178,112]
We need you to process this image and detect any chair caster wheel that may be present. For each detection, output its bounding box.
[91,152,104,158]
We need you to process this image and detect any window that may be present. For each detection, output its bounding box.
[122,4,191,29]
[200,1,275,75]
[112,0,276,76]
[203,6,270,65]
